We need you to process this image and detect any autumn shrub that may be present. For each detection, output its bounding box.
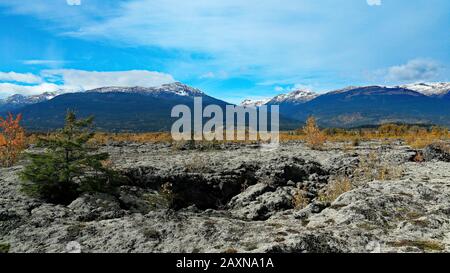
[303,116,327,150]
[412,151,425,163]
[352,137,361,147]
[0,113,26,167]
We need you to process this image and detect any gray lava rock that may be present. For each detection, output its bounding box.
[2,141,450,253]
[422,144,450,162]
[67,193,125,221]
[229,186,296,220]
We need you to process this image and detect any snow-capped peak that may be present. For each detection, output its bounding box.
[240,98,271,107]
[270,89,318,104]
[28,92,58,102]
[88,82,204,97]
[397,82,450,96]
[328,86,361,94]
[3,91,58,105]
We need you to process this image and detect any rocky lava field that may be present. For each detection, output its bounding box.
[1,141,450,253]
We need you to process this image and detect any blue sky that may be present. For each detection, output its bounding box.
[0,0,449,103]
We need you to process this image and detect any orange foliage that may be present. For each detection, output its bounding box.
[0,113,26,167]
[303,116,327,149]
[27,122,450,149]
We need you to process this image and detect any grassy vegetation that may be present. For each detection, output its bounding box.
[318,176,353,203]
[282,123,449,148]
[387,240,445,252]
[24,122,449,149]
[222,247,238,253]
[354,151,404,182]
[292,188,310,210]
[0,243,10,253]
[4,114,448,210]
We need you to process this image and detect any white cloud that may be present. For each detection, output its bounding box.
[274,83,313,93]
[1,0,448,89]
[0,71,42,84]
[274,86,284,92]
[384,59,444,82]
[0,82,61,98]
[0,69,176,99]
[23,60,65,66]
[367,0,382,6]
[199,71,229,80]
[291,83,313,91]
[66,0,81,6]
[59,0,336,79]
[199,72,216,79]
[41,69,176,90]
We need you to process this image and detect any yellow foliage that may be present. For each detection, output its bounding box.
[303,116,327,149]
[0,113,26,167]
[27,123,449,149]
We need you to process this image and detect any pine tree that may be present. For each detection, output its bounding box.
[20,111,123,204]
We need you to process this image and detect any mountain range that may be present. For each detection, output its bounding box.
[2,83,232,132]
[1,82,449,131]
[242,82,450,127]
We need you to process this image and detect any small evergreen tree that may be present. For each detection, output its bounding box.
[20,111,122,204]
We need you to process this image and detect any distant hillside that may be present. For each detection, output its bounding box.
[0,92,57,113]
[255,84,450,128]
[300,86,450,127]
[3,82,450,131]
[3,83,299,132]
[14,91,228,132]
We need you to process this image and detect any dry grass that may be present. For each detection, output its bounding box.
[387,240,445,252]
[292,188,310,210]
[318,176,353,203]
[354,151,404,182]
[281,123,449,148]
[92,132,173,144]
[222,248,238,253]
[183,156,215,173]
[27,123,449,149]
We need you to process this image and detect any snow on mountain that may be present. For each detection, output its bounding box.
[397,82,450,96]
[0,83,204,112]
[2,92,57,105]
[269,89,318,104]
[240,98,271,107]
[327,86,361,94]
[88,82,203,97]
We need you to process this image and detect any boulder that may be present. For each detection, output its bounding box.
[67,193,125,221]
[422,144,450,162]
[229,185,296,220]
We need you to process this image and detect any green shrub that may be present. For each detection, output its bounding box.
[20,111,125,205]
